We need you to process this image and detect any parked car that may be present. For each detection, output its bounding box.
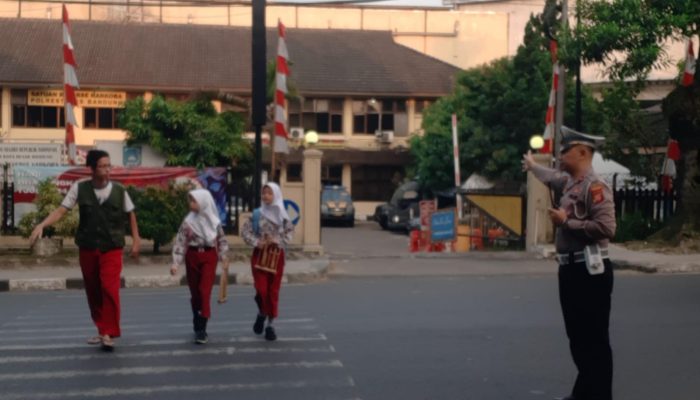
[321,185,355,227]
[373,181,423,231]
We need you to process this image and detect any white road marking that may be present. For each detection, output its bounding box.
[0,377,356,400]
[0,360,344,381]
[0,345,335,364]
[0,334,329,351]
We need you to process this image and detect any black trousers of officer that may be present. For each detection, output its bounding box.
[558,259,614,400]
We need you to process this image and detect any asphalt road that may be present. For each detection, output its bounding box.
[0,222,697,400]
[1,273,699,400]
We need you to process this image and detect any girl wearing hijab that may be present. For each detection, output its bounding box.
[171,189,229,344]
[241,182,294,341]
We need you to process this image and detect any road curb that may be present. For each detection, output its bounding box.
[0,260,330,292]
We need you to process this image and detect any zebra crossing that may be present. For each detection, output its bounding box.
[0,287,361,400]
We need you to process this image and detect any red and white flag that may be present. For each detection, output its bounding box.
[274,19,290,154]
[661,139,681,193]
[63,5,79,165]
[682,39,695,87]
[542,40,559,154]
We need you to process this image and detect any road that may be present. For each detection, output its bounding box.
[0,222,698,400]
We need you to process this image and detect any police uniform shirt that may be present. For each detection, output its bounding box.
[530,164,616,253]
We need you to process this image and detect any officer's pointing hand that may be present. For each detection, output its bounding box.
[522,150,535,172]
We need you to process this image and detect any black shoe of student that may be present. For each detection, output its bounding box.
[253,315,266,335]
[264,326,277,341]
[194,331,208,344]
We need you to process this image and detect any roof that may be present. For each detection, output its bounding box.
[0,18,459,97]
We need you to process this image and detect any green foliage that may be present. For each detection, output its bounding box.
[119,95,252,169]
[17,179,78,238]
[411,7,603,191]
[127,185,190,253]
[569,0,700,234]
[614,211,664,242]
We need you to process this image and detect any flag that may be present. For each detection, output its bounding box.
[661,139,680,193]
[542,40,559,154]
[63,5,79,165]
[682,39,695,87]
[274,19,289,154]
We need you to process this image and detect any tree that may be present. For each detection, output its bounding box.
[17,179,78,239]
[119,95,252,169]
[565,0,700,239]
[127,184,190,253]
[411,4,602,191]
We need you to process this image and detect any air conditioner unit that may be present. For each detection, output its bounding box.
[289,127,304,141]
[378,130,394,144]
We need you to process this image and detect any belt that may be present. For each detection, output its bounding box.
[556,249,609,265]
[189,246,216,252]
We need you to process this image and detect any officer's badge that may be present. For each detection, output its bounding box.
[590,183,605,204]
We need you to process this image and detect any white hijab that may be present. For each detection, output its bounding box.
[185,189,220,244]
[261,182,290,226]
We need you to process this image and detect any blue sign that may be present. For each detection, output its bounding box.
[430,210,456,242]
[123,147,142,167]
[284,199,301,226]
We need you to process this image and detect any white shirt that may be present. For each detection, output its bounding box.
[61,180,135,212]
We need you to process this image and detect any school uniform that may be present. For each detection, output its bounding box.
[172,189,229,342]
[61,179,135,341]
[241,183,294,340]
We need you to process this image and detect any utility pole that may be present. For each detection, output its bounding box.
[252,0,266,208]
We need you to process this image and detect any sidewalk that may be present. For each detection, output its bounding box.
[533,243,700,274]
[0,258,331,292]
[0,234,330,292]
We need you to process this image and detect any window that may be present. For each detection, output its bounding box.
[321,165,343,186]
[353,99,406,135]
[351,165,405,201]
[11,89,65,128]
[286,164,302,182]
[84,107,121,129]
[414,99,434,113]
[289,99,343,134]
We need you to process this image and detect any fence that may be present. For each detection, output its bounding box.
[0,164,254,235]
[460,192,526,250]
[613,188,677,223]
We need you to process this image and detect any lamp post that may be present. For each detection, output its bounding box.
[304,130,319,147]
[530,134,545,151]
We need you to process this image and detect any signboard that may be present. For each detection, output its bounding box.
[283,199,301,225]
[419,199,436,229]
[0,143,62,166]
[430,210,456,242]
[28,90,126,108]
[123,147,142,167]
[12,166,228,226]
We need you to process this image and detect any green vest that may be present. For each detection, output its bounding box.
[74,181,127,251]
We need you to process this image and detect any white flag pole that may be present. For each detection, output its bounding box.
[451,114,463,220]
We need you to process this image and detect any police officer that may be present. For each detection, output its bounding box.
[523,126,616,400]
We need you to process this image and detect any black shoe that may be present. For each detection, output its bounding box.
[194,331,208,344]
[253,315,265,335]
[264,326,277,341]
[554,396,575,400]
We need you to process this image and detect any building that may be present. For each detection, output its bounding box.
[0,17,459,218]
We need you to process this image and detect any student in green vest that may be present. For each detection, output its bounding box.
[29,150,141,351]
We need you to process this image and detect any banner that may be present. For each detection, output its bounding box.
[12,166,227,226]
[28,89,127,108]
